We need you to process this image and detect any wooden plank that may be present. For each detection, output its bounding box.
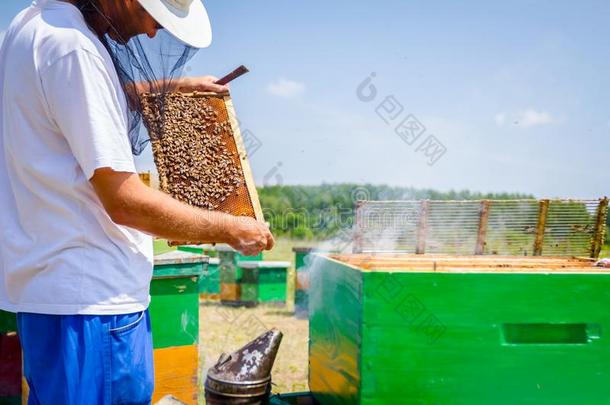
[344,260,596,268]
[591,197,609,258]
[181,91,229,97]
[327,254,599,273]
[152,345,198,405]
[475,200,491,255]
[224,95,265,222]
[332,254,593,264]
[533,199,550,256]
[352,265,605,274]
[416,200,430,254]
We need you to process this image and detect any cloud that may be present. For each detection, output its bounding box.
[518,109,556,127]
[266,78,305,98]
[494,113,507,126]
[494,109,558,128]
[0,31,5,47]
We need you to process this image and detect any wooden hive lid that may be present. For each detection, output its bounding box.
[325,253,607,274]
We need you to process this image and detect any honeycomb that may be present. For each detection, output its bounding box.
[140,92,262,220]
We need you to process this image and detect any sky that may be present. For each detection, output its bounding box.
[1,0,609,198]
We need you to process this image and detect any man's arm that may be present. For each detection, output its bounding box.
[90,168,274,256]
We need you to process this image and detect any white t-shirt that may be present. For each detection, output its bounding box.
[0,0,153,315]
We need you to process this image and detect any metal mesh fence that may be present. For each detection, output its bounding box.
[354,198,608,257]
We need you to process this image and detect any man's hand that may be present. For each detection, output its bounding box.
[174,76,228,94]
[228,217,275,256]
[90,168,274,256]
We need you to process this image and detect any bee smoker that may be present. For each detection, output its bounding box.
[205,328,283,405]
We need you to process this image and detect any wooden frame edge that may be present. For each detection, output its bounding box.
[223,95,265,222]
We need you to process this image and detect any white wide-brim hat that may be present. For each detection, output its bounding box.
[137,0,212,48]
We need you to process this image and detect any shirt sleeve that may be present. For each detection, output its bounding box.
[40,49,136,180]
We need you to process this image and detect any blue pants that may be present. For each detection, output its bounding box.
[17,310,154,405]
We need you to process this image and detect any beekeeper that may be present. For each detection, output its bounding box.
[0,0,274,403]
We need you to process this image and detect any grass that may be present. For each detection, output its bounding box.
[263,237,317,262]
[153,238,176,255]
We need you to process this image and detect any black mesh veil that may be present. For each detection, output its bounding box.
[75,0,198,155]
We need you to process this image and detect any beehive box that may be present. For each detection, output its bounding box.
[293,247,313,316]
[215,244,264,306]
[239,261,290,304]
[199,257,220,300]
[217,244,243,306]
[270,392,317,404]
[141,92,263,221]
[309,254,610,405]
[178,244,217,257]
[151,251,207,404]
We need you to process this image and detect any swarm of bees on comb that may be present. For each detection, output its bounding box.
[140,92,262,220]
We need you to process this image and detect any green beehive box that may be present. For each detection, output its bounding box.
[240,263,259,307]
[309,253,610,405]
[219,262,242,284]
[259,282,287,303]
[178,243,217,257]
[258,267,287,284]
[217,245,243,305]
[237,252,263,261]
[293,247,313,270]
[151,251,206,404]
[199,257,220,296]
[239,261,289,304]
[270,392,317,404]
[240,283,259,306]
[242,266,259,284]
[178,243,264,260]
[215,244,262,262]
